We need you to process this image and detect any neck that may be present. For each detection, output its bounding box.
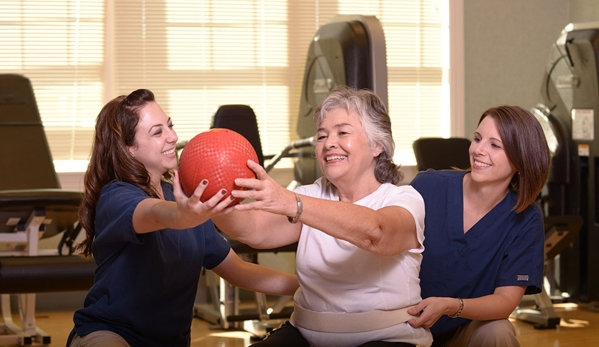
[463,172,509,209]
[336,176,381,203]
[151,180,164,200]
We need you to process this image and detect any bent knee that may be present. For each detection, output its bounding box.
[468,319,518,347]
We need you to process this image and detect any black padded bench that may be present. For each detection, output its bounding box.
[0,256,95,346]
[0,255,96,294]
[0,189,89,346]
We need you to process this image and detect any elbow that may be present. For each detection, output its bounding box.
[367,243,404,257]
[238,237,269,249]
[500,303,521,319]
[282,275,300,296]
[232,228,273,249]
[360,229,397,257]
[222,231,266,249]
[359,226,414,257]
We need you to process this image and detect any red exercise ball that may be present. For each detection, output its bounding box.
[178,128,258,206]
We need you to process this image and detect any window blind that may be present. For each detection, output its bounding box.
[0,0,449,173]
[0,0,104,172]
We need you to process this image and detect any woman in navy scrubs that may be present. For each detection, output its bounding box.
[408,105,551,347]
[67,89,298,347]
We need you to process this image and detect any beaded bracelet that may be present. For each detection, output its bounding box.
[448,298,464,318]
[287,192,303,224]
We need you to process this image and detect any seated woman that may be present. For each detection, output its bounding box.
[213,86,433,347]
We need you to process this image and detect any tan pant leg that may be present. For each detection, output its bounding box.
[445,319,519,347]
[69,330,131,347]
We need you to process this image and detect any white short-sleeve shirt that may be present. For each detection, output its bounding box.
[290,177,432,347]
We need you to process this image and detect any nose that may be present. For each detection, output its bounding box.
[470,139,483,155]
[167,128,178,144]
[324,134,337,149]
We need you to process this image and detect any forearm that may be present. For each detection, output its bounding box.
[447,286,526,320]
[451,298,511,320]
[299,196,418,256]
[133,199,188,233]
[213,210,299,249]
[213,250,299,296]
[233,263,298,296]
[212,210,259,243]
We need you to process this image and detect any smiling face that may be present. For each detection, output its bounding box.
[127,101,178,183]
[315,107,381,190]
[469,115,516,187]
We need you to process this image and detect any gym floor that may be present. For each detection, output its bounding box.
[2,302,598,346]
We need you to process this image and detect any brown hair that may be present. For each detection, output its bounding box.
[478,105,551,213]
[313,86,403,184]
[78,89,173,256]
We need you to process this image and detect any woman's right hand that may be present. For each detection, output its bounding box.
[171,170,236,225]
[229,160,298,218]
[133,171,232,233]
[208,161,303,249]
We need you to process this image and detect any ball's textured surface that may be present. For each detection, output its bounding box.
[178,128,258,205]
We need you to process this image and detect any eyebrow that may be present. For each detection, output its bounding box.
[474,131,502,143]
[148,117,171,133]
[317,122,353,132]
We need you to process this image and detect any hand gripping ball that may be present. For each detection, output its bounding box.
[178,128,258,206]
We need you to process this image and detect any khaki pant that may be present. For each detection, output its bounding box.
[445,319,519,347]
[69,331,131,347]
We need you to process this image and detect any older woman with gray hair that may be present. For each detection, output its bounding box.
[213,86,432,347]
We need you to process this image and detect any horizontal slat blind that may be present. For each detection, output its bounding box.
[339,0,449,165]
[113,0,292,161]
[0,0,448,172]
[0,0,104,172]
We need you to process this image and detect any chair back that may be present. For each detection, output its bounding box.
[412,137,471,171]
[0,74,61,190]
[210,105,265,167]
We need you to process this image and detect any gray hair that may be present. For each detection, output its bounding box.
[313,86,403,184]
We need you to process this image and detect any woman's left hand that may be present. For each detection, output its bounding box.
[230,160,297,217]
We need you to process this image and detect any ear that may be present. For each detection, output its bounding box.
[127,145,136,158]
[372,142,384,157]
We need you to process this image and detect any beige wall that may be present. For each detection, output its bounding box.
[463,0,571,136]
[570,0,599,23]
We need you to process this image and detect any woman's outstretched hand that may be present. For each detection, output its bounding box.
[171,170,237,224]
[229,160,297,217]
